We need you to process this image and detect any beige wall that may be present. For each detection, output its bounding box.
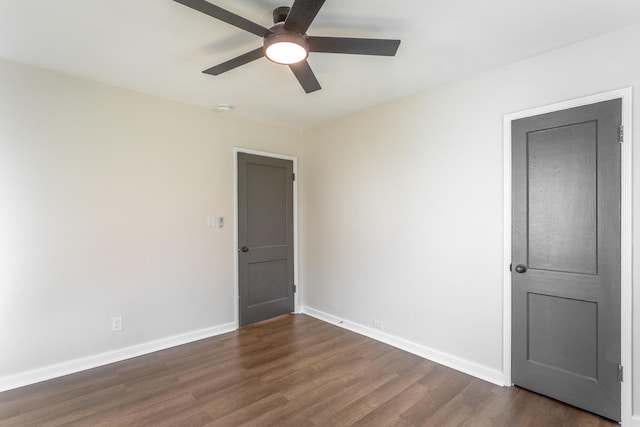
[0,58,301,378]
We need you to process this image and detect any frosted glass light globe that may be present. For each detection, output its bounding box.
[265,41,307,65]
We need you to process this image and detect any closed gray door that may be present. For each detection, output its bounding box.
[511,99,621,421]
[238,153,294,326]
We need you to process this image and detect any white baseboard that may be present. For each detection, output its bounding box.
[0,322,236,393]
[302,306,504,386]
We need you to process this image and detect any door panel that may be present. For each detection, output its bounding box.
[248,259,289,305]
[247,162,288,247]
[527,293,598,378]
[238,153,294,326]
[527,121,597,274]
[512,99,621,421]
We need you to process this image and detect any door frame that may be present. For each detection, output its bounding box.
[233,148,299,328]
[502,88,632,422]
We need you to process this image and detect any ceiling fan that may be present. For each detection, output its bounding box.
[173,0,401,93]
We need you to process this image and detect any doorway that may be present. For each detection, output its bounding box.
[502,89,632,423]
[235,149,298,326]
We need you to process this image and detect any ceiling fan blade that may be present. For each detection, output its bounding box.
[283,0,326,34]
[173,0,272,37]
[202,47,264,75]
[289,61,321,93]
[308,37,401,56]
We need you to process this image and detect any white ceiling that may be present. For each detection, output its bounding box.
[1,1,640,130]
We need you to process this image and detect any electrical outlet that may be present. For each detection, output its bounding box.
[373,319,384,330]
[111,316,122,332]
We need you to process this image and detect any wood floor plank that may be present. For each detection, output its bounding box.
[400,365,474,424]
[90,392,197,427]
[0,314,618,427]
[0,373,122,421]
[350,382,431,427]
[323,362,436,426]
[0,384,126,426]
[205,392,289,426]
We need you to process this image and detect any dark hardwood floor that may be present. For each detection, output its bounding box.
[0,314,616,426]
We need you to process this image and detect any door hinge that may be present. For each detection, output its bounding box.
[619,125,624,143]
[292,173,296,181]
[293,284,297,293]
[618,365,624,382]
[509,263,512,272]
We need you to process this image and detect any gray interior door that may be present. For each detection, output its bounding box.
[238,152,294,326]
[511,99,621,421]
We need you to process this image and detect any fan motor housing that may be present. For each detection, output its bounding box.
[272,6,290,24]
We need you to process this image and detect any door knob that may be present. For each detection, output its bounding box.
[515,264,527,273]
[240,246,249,253]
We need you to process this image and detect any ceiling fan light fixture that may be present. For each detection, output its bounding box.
[264,29,309,65]
[265,41,307,64]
